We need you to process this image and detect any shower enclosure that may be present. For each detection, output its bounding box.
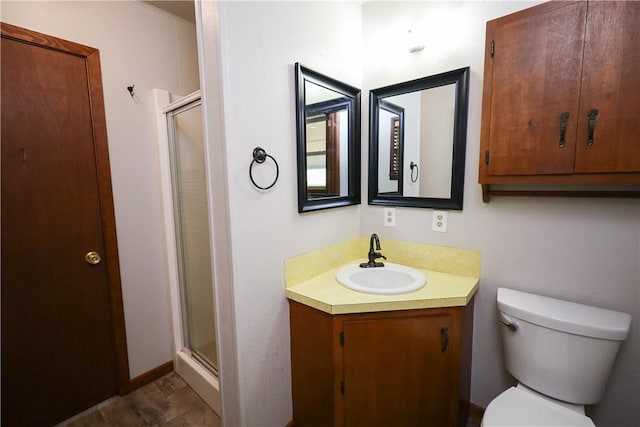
[154,90,220,413]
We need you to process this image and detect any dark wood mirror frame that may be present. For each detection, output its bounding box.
[295,63,361,213]
[378,99,405,196]
[368,67,470,210]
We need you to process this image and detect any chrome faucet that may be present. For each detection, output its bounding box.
[359,233,387,268]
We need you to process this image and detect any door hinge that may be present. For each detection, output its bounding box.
[340,380,345,395]
[485,150,490,165]
[339,331,344,346]
[490,40,495,57]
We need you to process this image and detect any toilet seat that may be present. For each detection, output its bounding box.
[482,386,595,427]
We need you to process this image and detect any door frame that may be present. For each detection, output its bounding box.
[1,22,130,394]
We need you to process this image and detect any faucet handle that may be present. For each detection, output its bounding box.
[361,251,387,268]
[371,251,386,266]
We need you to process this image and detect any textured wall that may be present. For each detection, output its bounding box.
[216,2,363,424]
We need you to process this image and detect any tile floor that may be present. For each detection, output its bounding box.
[57,371,482,427]
[57,372,220,426]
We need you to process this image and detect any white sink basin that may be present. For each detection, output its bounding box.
[336,263,426,295]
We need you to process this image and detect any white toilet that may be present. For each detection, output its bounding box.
[482,288,631,427]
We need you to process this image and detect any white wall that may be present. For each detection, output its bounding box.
[1,0,200,378]
[362,2,640,427]
[216,1,362,424]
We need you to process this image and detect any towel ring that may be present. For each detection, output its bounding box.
[410,161,419,183]
[249,147,279,190]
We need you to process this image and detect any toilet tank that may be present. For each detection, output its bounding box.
[497,288,631,405]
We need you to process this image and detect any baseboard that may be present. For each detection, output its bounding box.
[469,402,485,425]
[128,361,174,392]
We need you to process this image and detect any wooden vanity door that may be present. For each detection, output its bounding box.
[342,311,457,426]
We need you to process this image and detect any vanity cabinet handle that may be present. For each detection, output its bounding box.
[559,112,570,148]
[441,326,449,352]
[587,108,599,146]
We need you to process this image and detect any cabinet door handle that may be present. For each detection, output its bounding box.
[440,326,449,353]
[587,108,599,146]
[559,112,570,148]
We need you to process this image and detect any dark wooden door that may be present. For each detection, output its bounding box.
[486,1,587,176]
[1,23,129,426]
[574,1,640,173]
[343,313,456,426]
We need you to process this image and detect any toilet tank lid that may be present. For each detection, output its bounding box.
[497,288,631,340]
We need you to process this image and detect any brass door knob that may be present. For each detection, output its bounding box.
[85,251,101,265]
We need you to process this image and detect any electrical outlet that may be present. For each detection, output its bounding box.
[384,208,396,227]
[432,211,448,232]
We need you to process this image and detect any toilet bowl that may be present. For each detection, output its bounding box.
[482,384,594,427]
[481,288,631,427]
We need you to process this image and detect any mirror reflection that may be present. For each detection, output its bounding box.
[369,67,469,210]
[377,99,404,195]
[378,84,456,198]
[305,83,350,197]
[295,63,361,213]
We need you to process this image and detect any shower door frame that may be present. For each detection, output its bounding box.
[154,89,221,414]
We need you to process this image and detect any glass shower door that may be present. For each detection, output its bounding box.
[166,98,217,373]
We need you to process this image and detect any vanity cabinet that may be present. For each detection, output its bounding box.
[479,1,640,201]
[289,299,474,427]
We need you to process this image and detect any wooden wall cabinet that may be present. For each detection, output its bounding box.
[479,1,640,201]
[289,299,474,427]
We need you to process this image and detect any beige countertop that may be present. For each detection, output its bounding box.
[285,238,480,315]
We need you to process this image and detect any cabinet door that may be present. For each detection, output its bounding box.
[342,314,456,426]
[486,2,586,176]
[574,2,640,173]
[289,301,338,427]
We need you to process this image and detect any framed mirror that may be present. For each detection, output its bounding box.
[295,63,361,213]
[368,67,469,210]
